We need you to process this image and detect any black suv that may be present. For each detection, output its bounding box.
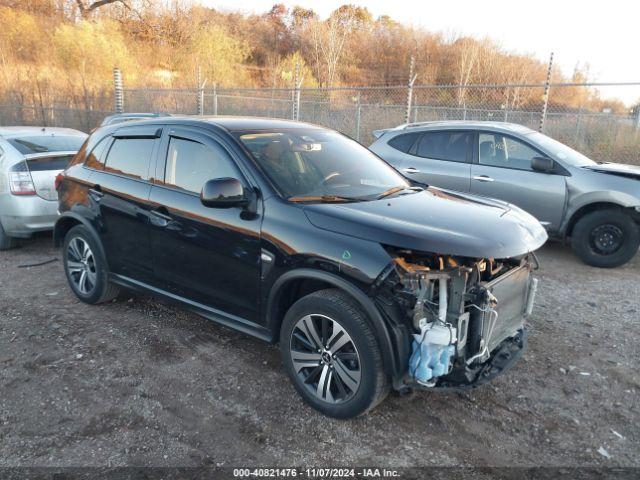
[55,117,547,418]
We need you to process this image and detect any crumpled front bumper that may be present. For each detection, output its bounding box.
[407,328,528,391]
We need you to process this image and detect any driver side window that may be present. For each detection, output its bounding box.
[478,133,539,171]
[164,137,239,194]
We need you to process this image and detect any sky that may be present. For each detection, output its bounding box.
[200,0,639,105]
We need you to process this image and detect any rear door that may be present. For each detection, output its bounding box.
[88,126,161,283]
[470,131,567,231]
[401,130,472,192]
[148,127,262,323]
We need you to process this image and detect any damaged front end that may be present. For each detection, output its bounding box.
[374,247,539,390]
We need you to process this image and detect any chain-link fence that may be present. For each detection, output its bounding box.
[2,81,639,164]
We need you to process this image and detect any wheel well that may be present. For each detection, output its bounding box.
[53,217,81,247]
[270,278,336,335]
[565,202,627,238]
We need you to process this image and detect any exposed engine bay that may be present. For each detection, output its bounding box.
[375,246,539,389]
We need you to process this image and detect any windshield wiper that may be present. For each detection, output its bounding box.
[376,186,423,199]
[288,195,363,203]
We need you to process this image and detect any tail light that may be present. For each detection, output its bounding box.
[55,172,64,191]
[9,161,36,196]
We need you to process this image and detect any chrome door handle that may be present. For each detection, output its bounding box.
[473,175,494,182]
[149,209,172,228]
[403,167,420,174]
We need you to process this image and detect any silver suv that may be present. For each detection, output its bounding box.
[0,127,87,249]
[370,121,640,268]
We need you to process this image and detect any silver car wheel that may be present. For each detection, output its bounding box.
[290,314,361,404]
[66,237,97,295]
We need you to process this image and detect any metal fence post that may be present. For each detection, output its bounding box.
[196,67,205,115]
[539,52,554,132]
[355,91,361,142]
[213,83,218,116]
[113,68,124,114]
[292,62,301,121]
[634,106,640,132]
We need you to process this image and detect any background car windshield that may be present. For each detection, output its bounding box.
[237,129,409,199]
[527,132,596,166]
[8,135,85,155]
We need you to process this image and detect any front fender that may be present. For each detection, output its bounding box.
[266,268,404,386]
[561,190,640,235]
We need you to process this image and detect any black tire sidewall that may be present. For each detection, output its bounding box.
[280,291,382,419]
[62,225,110,304]
[572,210,640,268]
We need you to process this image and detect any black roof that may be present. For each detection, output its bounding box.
[108,115,324,132]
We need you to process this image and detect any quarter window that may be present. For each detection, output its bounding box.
[103,138,155,180]
[84,136,111,170]
[164,137,239,194]
[415,132,470,163]
[478,133,539,171]
[388,133,420,153]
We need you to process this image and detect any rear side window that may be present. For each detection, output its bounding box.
[7,135,84,155]
[164,137,239,194]
[104,138,155,180]
[388,133,419,153]
[415,132,470,163]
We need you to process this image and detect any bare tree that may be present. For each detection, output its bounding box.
[75,0,129,18]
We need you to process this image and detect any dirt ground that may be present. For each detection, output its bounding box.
[0,234,638,468]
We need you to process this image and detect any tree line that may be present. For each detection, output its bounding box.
[0,0,630,114]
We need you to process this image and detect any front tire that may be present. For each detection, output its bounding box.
[571,209,640,268]
[280,289,389,418]
[62,225,119,304]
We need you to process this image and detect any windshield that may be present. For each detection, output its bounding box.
[526,132,596,167]
[236,129,411,201]
[8,135,85,155]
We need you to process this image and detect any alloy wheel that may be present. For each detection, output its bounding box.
[289,314,361,404]
[66,237,97,295]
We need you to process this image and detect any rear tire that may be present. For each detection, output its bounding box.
[0,221,18,251]
[280,289,389,418]
[62,225,119,304]
[571,209,640,268]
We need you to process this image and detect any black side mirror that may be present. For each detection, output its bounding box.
[531,156,555,172]
[200,177,247,208]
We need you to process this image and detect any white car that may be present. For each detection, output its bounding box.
[0,126,87,249]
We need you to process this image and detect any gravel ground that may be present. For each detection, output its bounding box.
[0,234,638,468]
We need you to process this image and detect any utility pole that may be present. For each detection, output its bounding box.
[539,52,554,132]
[405,56,417,124]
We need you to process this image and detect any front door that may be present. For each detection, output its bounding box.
[148,127,262,323]
[470,132,567,232]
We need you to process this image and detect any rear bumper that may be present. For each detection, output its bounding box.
[0,194,59,237]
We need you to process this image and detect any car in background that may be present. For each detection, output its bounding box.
[54,116,546,418]
[100,112,171,127]
[370,121,640,268]
[0,126,87,250]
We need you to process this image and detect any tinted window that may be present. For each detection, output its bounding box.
[415,132,470,163]
[104,138,155,180]
[165,137,239,194]
[84,136,111,170]
[8,135,85,155]
[479,133,538,170]
[388,133,419,153]
[26,155,74,171]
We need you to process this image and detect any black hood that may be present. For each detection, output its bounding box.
[303,188,548,259]
[583,163,640,180]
